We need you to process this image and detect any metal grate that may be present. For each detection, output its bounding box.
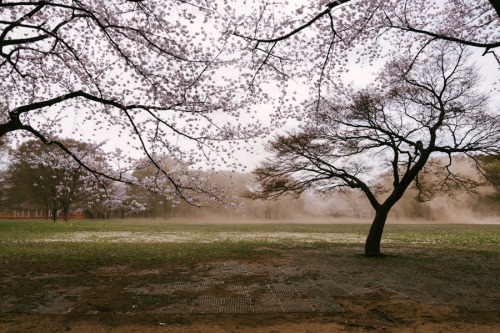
[123,262,346,314]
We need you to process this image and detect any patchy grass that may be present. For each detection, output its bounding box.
[0,239,277,268]
[0,219,498,269]
[382,224,499,249]
[1,218,499,333]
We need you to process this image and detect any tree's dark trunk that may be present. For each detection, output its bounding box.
[364,207,389,256]
[63,205,69,222]
[61,199,70,222]
[52,201,57,223]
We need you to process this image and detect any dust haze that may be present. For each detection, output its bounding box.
[140,157,500,225]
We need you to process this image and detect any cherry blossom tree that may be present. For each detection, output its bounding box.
[0,1,266,205]
[6,139,107,221]
[125,157,234,217]
[126,162,173,219]
[2,1,499,209]
[100,182,146,219]
[233,0,500,105]
[250,44,500,256]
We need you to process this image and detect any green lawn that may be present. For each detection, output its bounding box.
[0,219,498,267]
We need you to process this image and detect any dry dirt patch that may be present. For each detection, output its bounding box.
[1,247,499,332]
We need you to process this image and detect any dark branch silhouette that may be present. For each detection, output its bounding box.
[250,43,500,256]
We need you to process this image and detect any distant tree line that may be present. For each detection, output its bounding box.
[0,138,308,221]
[0,138,498,222]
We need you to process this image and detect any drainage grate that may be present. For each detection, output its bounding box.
[122,262,346,314]
[15,290,74,315]
[8,262,347,315]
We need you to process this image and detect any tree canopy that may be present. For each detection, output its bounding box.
[5,139,105,221]
[234,0,500,79]
[0,0,265,205]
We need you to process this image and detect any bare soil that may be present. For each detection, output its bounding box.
[1,246,499,332]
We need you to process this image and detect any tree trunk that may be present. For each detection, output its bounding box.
[364,207,389,256]
[52,202,57,223]
[61,199,70,222]
[63,206,69,222]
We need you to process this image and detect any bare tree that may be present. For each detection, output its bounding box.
[250,44,500,256]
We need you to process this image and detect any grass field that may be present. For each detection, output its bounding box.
[1,218,499,332]
[1,219,498,264]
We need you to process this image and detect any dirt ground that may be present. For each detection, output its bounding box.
[1,246,499,332]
